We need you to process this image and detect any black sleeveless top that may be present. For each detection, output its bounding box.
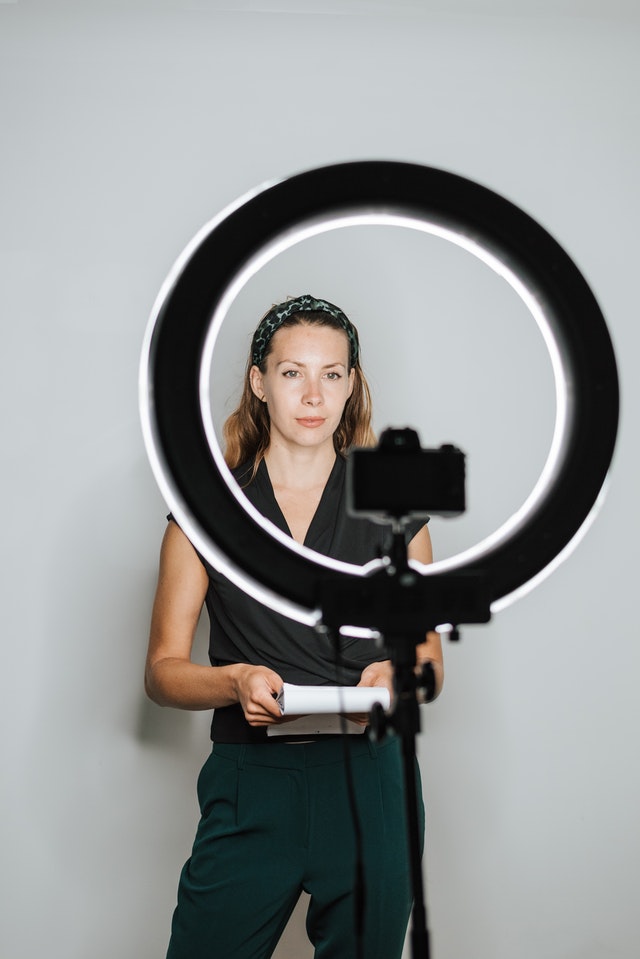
[196,456,423,742]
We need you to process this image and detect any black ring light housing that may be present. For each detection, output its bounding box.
[140,161,619,626]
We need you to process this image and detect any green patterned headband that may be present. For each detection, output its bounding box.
[251,294,360,368]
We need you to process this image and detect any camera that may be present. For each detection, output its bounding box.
[347,428,466,521]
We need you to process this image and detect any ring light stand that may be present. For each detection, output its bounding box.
[139,161,619,957]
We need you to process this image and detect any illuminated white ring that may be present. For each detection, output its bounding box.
[140,161,619,626]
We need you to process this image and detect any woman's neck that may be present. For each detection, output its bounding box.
[263,443,336,492]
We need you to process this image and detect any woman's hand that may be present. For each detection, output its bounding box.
[351,627,445,726]
[345,659,395,726]
[358,659,394,696]
[232,664,284,727]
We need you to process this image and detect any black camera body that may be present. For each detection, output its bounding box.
[347,428,466,522]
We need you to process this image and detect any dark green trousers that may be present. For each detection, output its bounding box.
[166,735,424,959]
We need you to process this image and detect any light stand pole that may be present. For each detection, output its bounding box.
[320,519,492,959]
[369,526,435,957]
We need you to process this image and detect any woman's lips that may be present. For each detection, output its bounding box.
[296,417,326,428]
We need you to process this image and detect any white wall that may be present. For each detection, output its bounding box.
[1,2,639,958]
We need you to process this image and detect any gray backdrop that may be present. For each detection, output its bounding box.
[2,2,638,957]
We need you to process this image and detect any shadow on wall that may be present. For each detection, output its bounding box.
[137,695,205,751]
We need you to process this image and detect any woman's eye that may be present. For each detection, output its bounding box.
[283,370,299,377]
[325,371,341,380]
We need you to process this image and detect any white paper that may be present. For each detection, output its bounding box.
[276,683,390,715]
[266,683,390,738]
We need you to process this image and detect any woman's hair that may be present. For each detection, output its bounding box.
[223,299,376,472]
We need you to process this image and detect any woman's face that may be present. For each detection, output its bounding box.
[250,323,355,454]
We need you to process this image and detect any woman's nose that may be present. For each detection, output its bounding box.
[302,378,323,406]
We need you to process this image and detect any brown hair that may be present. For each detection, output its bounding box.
[223,310,376,472]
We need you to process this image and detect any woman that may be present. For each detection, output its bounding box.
[145,294,444,959]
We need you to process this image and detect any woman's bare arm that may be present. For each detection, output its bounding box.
[144,521,282,725]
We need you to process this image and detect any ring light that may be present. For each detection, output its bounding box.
[139,161,619,626]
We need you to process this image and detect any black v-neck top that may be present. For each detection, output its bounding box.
[197,455,423,742]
